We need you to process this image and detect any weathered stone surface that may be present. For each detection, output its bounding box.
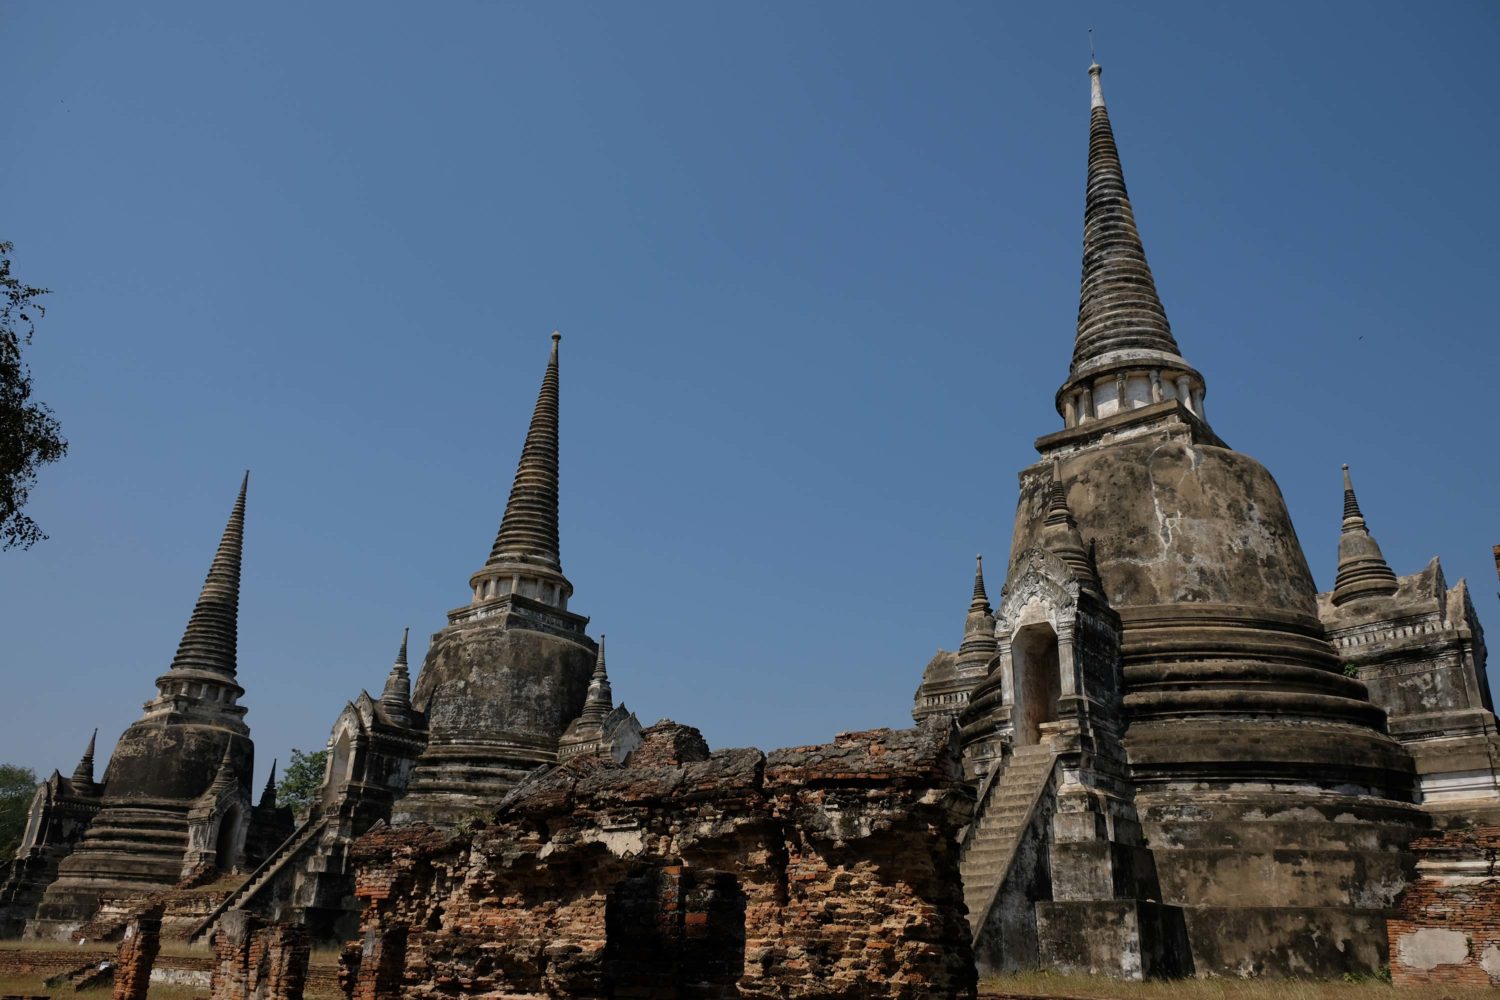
[345,724,975,999]
[394,613,596,827]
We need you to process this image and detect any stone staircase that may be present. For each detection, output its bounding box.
[960,743,1058,935]
[189,817,325,942]
[43,961,113,992]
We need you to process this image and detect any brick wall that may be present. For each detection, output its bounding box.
[1388,825,1500,988]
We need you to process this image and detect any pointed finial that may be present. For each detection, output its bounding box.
[1045,461,1074,524]
[380,628,415,725]
[1089,46,1104,109]
[575,633,613,727]
[208,739,238,794]
[71,729,98,787]
[260,759,277,808]
[970,555,990,612]
[1341,463,1365,524]
[956,555,997,675]
[1040,463,1102,595]
[1332,463,1398,605]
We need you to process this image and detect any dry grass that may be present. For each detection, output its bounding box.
[0,976,200,1000]
[0,938,111,954]
[982,971,1496,999]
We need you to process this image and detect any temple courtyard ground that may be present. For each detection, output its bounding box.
[1,942,1495,1000]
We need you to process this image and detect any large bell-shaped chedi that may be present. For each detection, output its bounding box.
[393,334,597,826]
[966,63,1425,976]
[29,475,258,938]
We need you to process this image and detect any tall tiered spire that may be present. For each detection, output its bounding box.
[380,628,414,725]
[1331,464,1399,606]
[71,729,97,789]
[1041,464,1102,595]
[576,634,613,727]
[489,333,563,571]
[469,335,574,610]
[167,472,248,679]
[1073,63,1181,372]
[1056,63,1208,429]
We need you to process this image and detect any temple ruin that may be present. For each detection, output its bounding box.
[3,59,1499,990]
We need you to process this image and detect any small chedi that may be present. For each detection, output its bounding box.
[2,58,1499,992]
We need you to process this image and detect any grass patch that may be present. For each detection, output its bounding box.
[0,939,111,954]
[980,971,1498,999]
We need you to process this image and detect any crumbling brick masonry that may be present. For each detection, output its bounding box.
[110,906,163,1000]
[211,912,311,1000]
[1388,825,1500,988]
[343,721,976,1000]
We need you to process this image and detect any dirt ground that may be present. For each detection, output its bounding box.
[982,971,1496,1000]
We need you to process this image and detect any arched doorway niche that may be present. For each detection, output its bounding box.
[215,803,243,872]
[1012,621,1062,747]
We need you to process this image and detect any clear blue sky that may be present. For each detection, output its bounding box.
[2,3,1497,791]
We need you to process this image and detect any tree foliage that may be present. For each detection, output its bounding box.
[275,748,328,812]
[0,241,67,550]
[0,763,39,860]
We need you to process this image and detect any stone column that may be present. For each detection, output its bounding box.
[1063,394,1077,427]
[1175,376,1192,414]
[1150,370,1163,403]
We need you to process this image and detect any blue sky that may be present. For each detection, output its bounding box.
[2,3,1496,790]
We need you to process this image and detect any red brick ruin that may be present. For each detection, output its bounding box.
[341,722,976,1000]
[211,912,311,1000]
[1388,825,1500,988]
[110,906,163,1000]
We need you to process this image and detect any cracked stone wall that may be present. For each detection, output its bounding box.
[343,721,975,1000]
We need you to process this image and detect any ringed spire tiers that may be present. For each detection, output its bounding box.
[469,334,573,610]
[380,627,414,725]
[1056,63,1209,430]
[71,730,98,789]
[576,634,613,728]
[169,472,248,678]
[147,472,250,719]
[955,556,997,680]
[1331,464,1399,605]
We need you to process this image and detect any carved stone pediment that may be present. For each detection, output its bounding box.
[998,548,1080,633]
